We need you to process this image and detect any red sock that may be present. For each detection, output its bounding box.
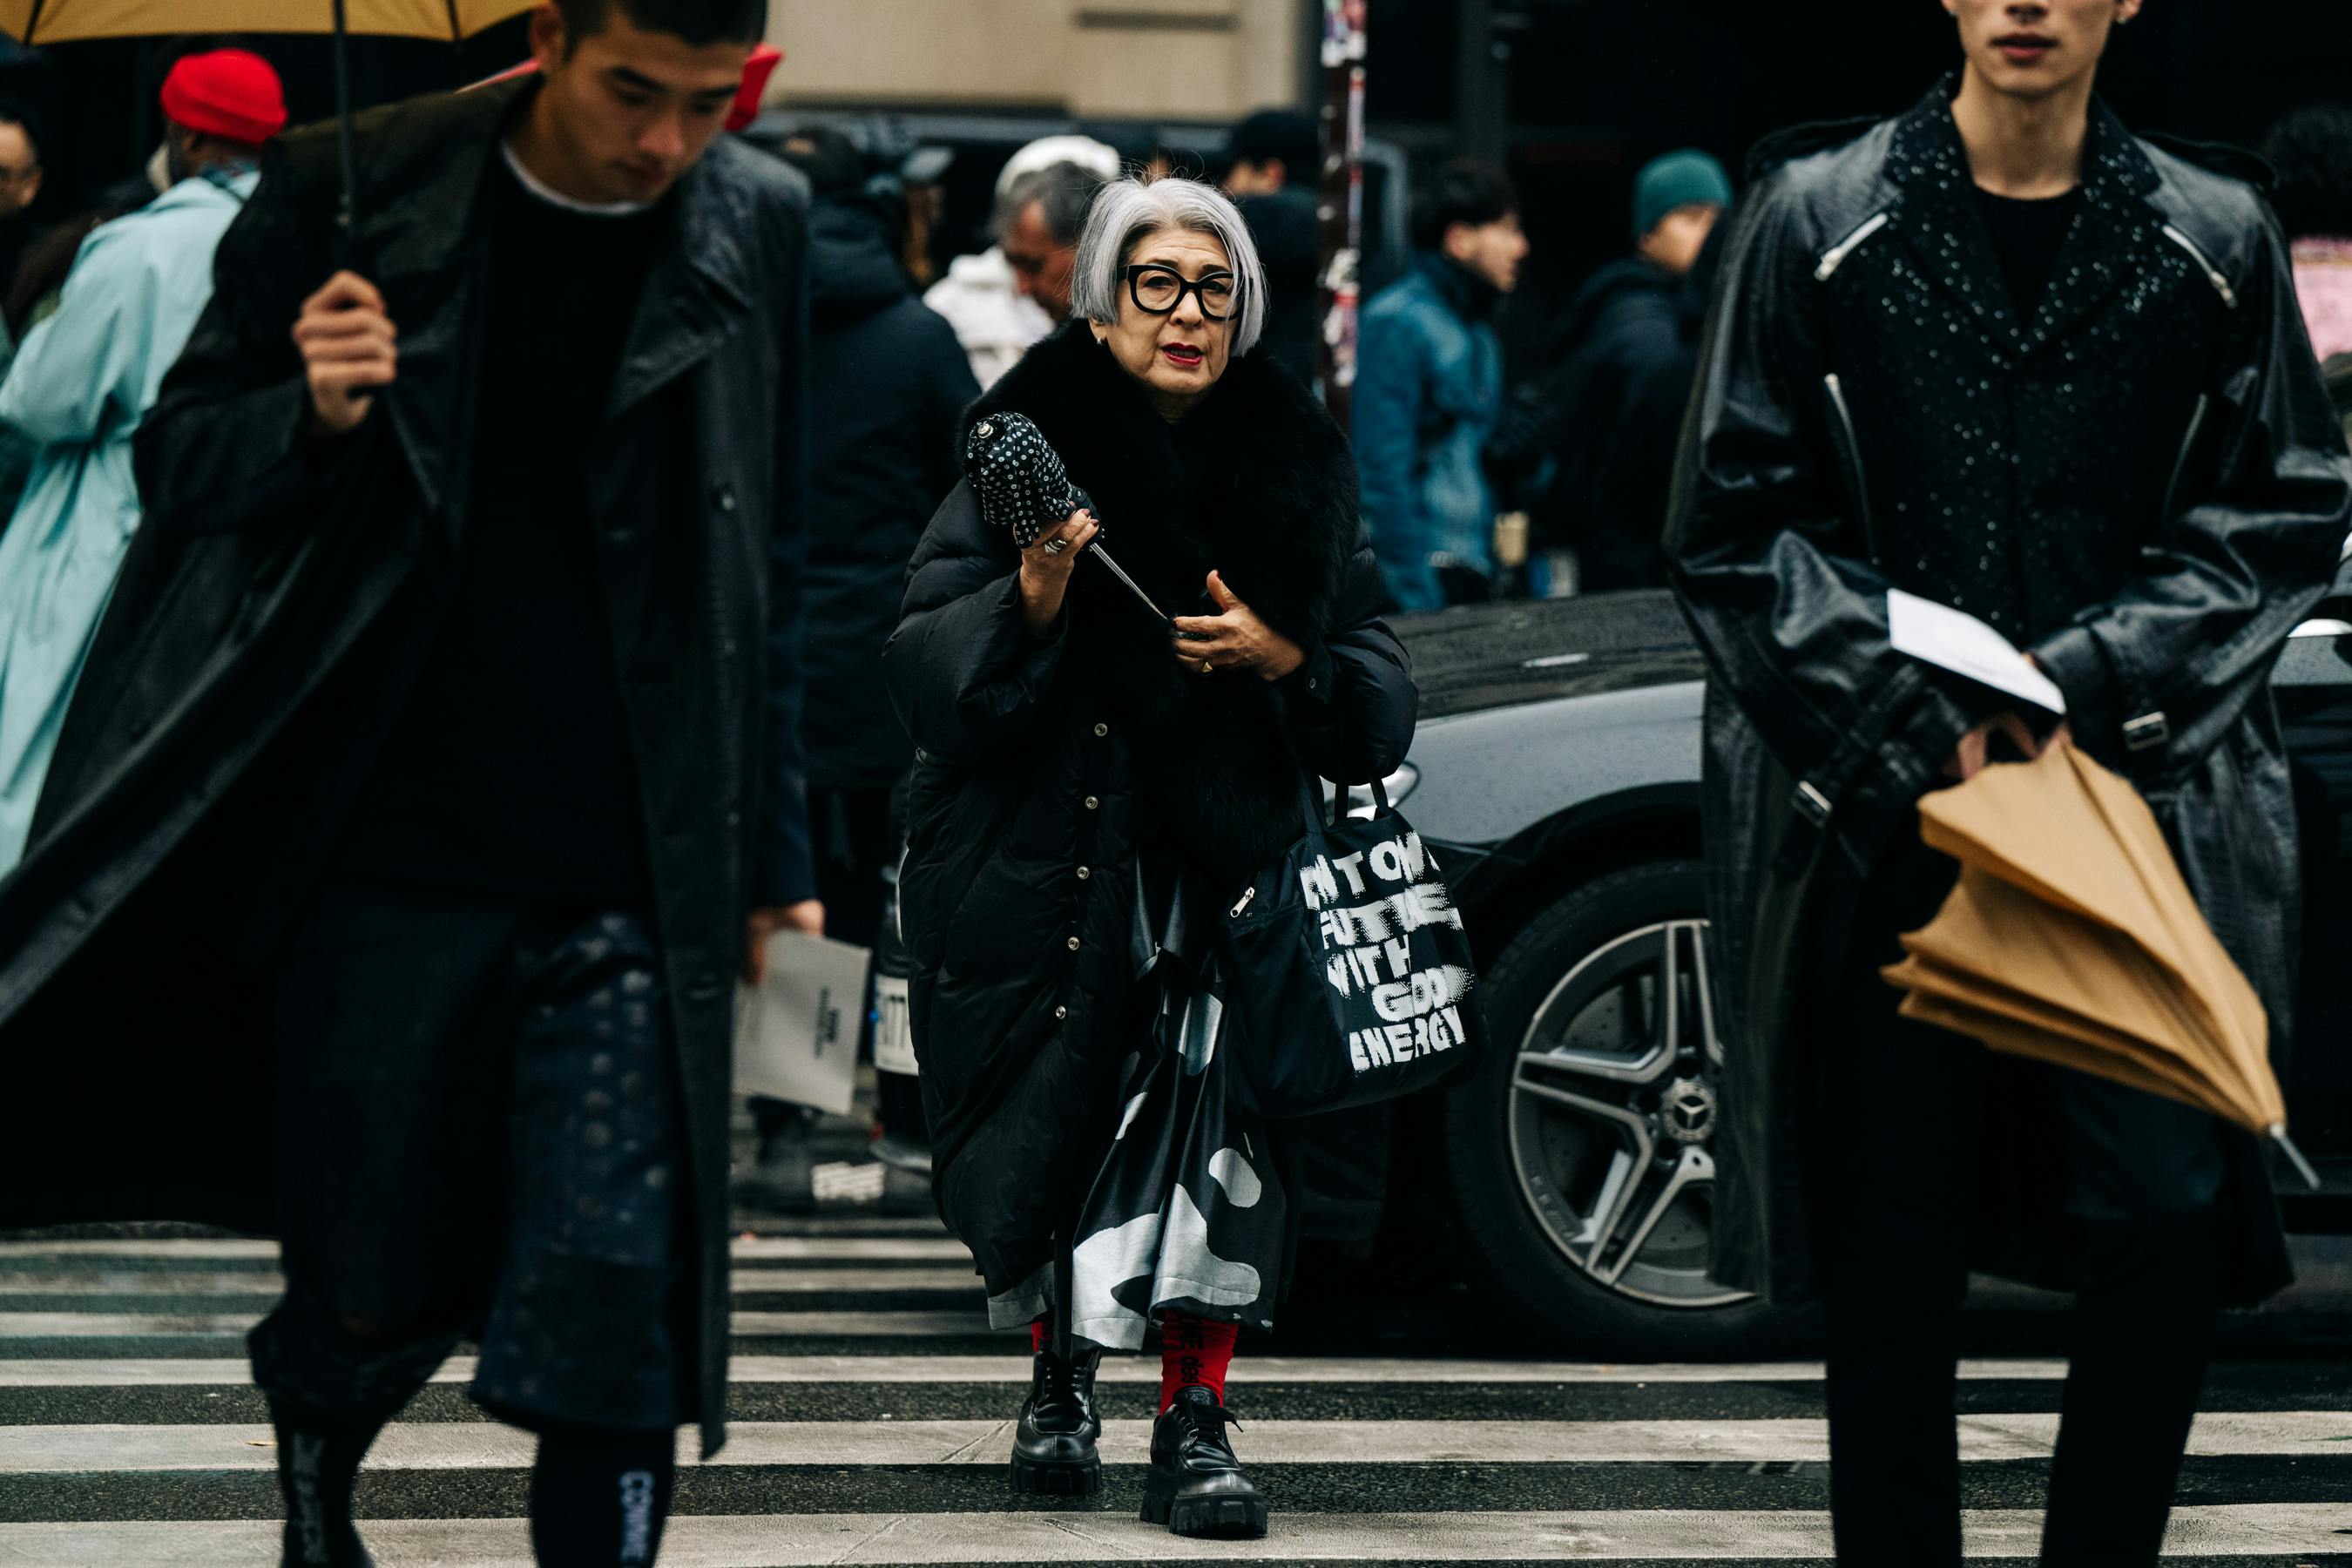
[1031,1319,1050,1354]
[1158,1312,1239,1412]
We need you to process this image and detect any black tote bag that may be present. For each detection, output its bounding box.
[1216,774,1485,1118]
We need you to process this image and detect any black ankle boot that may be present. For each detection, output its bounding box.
[1010,1346,1103,1495]
[1142,1384,1267,1538]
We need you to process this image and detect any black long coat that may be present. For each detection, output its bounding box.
[884,325,1416,1302]
[1667,80,2352,1307]
[800,193,978,791]
[0,82,816,1456]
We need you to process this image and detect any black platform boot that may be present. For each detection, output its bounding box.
[1141,1384,1268,1538]
[1009,1346,1103,1495]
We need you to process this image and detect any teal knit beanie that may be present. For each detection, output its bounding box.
[1632,148,1732,243]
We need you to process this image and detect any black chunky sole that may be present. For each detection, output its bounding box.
[1140,1468,1269,1538]
[1009,1451,1101,1496]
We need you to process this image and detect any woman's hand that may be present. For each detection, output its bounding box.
[1017,509,1098,639]
[1171,571,1305,681]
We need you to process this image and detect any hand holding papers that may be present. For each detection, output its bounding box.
[734,929,869,1116]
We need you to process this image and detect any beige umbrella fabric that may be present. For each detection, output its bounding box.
[1882,742,2317,1187]
[0,0,540,232]
[0,0,531,44]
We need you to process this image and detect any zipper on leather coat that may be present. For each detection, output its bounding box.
[1814,211,1889,281]
[2161,393,2211,523]
[2160,225,2239,308]
[1822,373,1877,564]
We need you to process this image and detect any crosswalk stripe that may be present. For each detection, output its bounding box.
[4,1410,2347,1473]
[0,1311,990,1340]
[9,1207,2340,1566]
[3,1504,2348,1563]
[0,1237,971,1264]
[0,1268,983,1296]
[0,1355,2077,1387]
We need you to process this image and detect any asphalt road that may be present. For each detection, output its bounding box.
[2,1121,2349,1565]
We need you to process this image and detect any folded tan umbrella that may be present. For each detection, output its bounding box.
[1882,742,2318,1187]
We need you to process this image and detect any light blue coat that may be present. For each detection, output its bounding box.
[0,169,253,871]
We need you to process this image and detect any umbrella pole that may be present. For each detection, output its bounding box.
[2270,1125,2322,1192]
[331,0,359,240]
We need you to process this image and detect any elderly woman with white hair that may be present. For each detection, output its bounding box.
[886,174,1416,1539]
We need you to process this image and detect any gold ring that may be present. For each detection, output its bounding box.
[1199,659,1213,675]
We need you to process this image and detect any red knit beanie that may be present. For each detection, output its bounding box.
[160,49,288,147]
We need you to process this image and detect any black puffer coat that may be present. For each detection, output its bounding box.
[1667,80,2352,1308]
[884,325,1416,1298]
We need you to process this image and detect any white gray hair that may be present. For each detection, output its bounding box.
[1071,175,1267,357]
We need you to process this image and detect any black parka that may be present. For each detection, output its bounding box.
[801,193,978,790]
[1666,81,2352,1308]
[0,82,816,1456]
[884,325,1416,1301]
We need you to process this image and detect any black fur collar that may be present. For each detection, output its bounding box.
[965,323,1355,643]
[964,324,1361,884]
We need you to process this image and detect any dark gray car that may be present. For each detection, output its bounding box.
[1304,591,2352,1355]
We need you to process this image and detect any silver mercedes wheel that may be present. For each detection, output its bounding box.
[1507,917,1747,1309]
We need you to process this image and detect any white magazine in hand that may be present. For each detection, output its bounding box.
[1887,587,2069,716]
[733,929,870,1115]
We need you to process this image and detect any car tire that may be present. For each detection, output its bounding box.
[1439,859,1806,1358]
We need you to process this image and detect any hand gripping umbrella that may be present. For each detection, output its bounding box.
[0,0,540,233]
[1881,741,2320,1188]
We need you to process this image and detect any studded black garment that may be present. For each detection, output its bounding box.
[967,411,1096,548]
[1816,78,2230,646]
[1666,70,2352,1315]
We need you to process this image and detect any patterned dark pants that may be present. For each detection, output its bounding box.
[248,876,689,1436]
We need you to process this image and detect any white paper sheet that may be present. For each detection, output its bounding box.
[1887,587,2068,715]
[733,930,870,1115]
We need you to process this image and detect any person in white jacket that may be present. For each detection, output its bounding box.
[925,133,1119,390]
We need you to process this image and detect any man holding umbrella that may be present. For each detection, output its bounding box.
[0,1,815,1565]
[1668,0,2352,1562]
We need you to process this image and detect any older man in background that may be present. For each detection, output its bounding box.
[0,48,283,871]
[925,133,1115,389]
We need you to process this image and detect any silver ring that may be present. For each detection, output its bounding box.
[1042,537,1068,556]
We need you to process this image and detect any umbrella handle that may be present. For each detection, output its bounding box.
[331,0,359,237]
[2269,1124,2322,1192]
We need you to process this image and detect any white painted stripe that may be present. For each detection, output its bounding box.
[0,1355,2074,1388]
[0,1311,989,1340]
[11,1411,2345,1473]
[0,1236,971,1263]
[0,1240,281,1260]
[0,1268,982,1297]
[3,1505,2347,1563]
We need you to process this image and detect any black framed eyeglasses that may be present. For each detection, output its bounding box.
[1124,264,1237,321]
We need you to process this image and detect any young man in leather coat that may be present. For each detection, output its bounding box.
[0,2,819,1563]
[1667,1,2352,1561]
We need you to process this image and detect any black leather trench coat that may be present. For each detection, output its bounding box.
[0,81,815,1456]
[1666,81,2352,1308]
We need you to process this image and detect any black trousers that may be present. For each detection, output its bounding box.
[1820,834,2228,1566]
[247,876,690,1436]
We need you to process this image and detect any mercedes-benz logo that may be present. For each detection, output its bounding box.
[1662,1078,1717,1146]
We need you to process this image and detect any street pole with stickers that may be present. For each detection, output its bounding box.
[1315,0,1367,422]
